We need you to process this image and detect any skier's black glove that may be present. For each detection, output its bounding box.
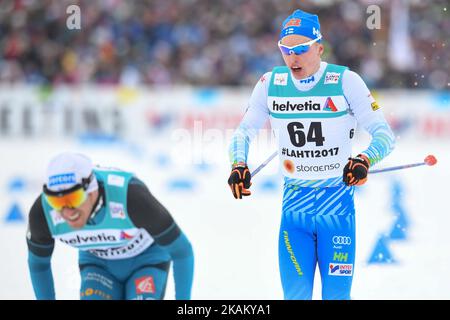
[228,163,251,199]
[343,154,370,186]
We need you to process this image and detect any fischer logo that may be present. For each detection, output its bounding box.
[329,263,353,276]
[272,100,320,112]
[332,236,351,245]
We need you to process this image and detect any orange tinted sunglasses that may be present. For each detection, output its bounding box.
[43,174,92,211]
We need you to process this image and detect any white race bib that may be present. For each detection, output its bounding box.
[269,95,356,180]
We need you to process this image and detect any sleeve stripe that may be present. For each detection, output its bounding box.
[229,123,258,165]
[362,121,396,166]
[27,239,54,257]
[154,222,181,246]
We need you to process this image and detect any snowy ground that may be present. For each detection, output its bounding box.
[0,137,448,300]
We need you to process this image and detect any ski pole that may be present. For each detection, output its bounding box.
[250,151,278,177]
[368,155,437,174]
[251,153,437,177]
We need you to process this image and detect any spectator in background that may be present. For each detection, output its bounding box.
[0,0,448,89]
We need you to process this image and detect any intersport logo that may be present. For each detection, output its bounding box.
[272,100,320,112]
[328,263,353,276]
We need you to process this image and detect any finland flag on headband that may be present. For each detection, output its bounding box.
[279,9,322,42]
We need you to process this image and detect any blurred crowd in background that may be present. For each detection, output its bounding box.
[0,0,449,89]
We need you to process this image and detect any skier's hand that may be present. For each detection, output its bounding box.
[343,154,370,186]
[228,163,251,199]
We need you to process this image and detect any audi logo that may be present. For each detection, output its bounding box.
[332,236,351,245]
